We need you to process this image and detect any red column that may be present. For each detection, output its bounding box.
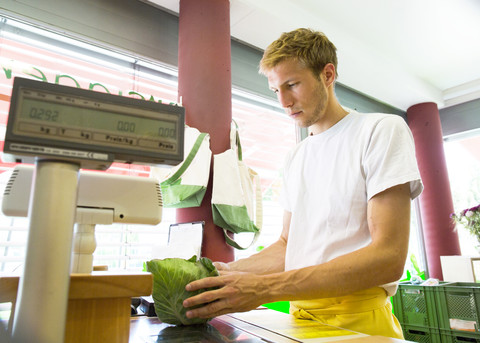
[406,102,461,280]
[176,0,234,262]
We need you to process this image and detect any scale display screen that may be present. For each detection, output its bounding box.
[4,77,185,169]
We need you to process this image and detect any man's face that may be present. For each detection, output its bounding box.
[266,59,328,128]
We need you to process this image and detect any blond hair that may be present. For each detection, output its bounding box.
[259,28,338,79]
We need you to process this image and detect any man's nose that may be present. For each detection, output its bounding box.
[277,90,293,109]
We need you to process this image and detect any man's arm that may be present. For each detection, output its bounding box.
[216,211,291,275]
[263,182,412,300]
[184,182,411,318]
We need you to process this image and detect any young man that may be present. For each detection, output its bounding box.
[183,28,423,338]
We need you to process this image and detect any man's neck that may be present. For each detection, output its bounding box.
[309,101,349,135]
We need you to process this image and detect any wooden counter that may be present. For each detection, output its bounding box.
[0,272,152,343]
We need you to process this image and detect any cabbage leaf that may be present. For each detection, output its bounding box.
[146,255,219,325]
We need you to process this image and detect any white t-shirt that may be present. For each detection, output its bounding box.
[280,111,423,295]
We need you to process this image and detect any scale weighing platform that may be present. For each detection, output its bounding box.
[131,317,274,343]
[129,308,371,343]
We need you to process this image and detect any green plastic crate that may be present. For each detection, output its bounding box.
[436,282,480,332]
[392,282,446,327]
[440,329,480,343]
[402,325,442,343]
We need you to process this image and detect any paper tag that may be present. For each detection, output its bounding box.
[450,318,476,332]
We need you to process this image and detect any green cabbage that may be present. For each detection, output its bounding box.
[146,255,219,325]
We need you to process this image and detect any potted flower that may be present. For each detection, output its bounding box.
[451,204,480,245]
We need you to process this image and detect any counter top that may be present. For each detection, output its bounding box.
[129,309,414,343]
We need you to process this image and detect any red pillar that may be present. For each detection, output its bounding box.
[406,102,461,280]
[176,0,234,262]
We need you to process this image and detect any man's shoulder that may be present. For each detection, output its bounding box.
[350,111,407,131]
[351,110,403,122]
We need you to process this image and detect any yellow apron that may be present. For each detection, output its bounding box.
[290,287,404,339]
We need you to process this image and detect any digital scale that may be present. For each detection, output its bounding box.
[4,77,185,169]
[2,77,185,343]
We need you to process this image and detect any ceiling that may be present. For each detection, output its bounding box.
[146,0,480,112]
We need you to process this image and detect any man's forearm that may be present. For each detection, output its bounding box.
[256,241,406,304]
[227,238,286,274]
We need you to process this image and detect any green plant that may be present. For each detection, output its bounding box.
[451,204,480,245]
[401,253,425,282]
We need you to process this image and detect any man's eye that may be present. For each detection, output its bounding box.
[288,83,297,88]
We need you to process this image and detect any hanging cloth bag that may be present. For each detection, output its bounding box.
[151,126,211,208]
[211,121,262,249]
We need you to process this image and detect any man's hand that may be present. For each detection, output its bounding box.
[182,272,268,319]
[213,261,230,272]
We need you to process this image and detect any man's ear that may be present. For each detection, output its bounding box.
[323,63,336,87]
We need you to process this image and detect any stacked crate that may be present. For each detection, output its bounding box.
[392,282,480,342]
[392,281,443,342]
[435,282,480,342]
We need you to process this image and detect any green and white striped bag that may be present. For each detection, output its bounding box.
[211,122,262,250]
[151,126,211,208]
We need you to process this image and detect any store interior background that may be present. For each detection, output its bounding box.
[0,0,480,289]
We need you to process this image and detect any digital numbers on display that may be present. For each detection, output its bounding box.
[20,97,177,141]
[116,121,135,133]
[29,107,59,122]
[157,127,176,138]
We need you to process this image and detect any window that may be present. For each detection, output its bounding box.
[0,14,423,280]
[0,15,180,273]
[444,131,480,256]
[0,15,296,273]
[231,95,296,259]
